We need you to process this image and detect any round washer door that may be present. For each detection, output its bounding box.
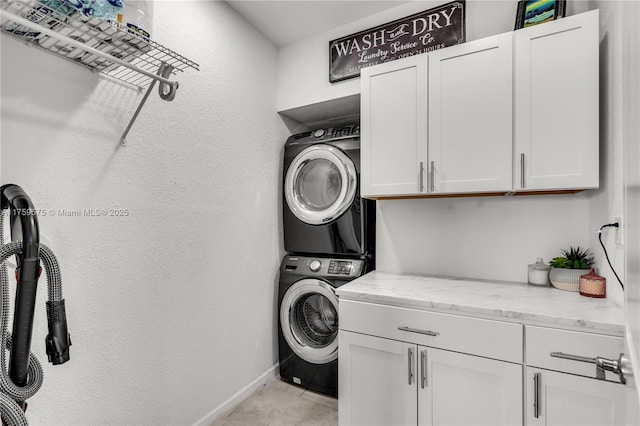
[280,278,339,364]
[285,144,357,225]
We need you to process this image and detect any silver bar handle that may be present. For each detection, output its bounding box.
[430,161,435,192]
[421,350,427,389]
[398,326,439,337]
[550,352,627,383]
[520,153,525,188]
[549,351,597,364]
[419,162,425,192]
[408,347,414,385]
[533,372,541,419]
[550,351,601,379]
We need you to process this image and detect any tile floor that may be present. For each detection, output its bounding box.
[213,379,338,426]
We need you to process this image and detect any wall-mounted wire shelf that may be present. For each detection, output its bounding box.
[0,0,199,145]
[0,0,199,90]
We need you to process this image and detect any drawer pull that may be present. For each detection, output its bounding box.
[550,351,597,364]
[430,161,435,192]
[408,347,414,385]
[520,153,525,188]
[398,326,439,337]
[550,351,627,383]
[421,350,427,389]
[533,372,541,418]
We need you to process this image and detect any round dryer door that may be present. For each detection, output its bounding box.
[280,278,339,364]
[285,144,357,225]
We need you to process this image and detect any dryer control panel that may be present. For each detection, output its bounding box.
[282,256,365,278]
[312,125,360,140]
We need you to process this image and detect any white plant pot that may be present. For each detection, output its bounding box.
[549,267,591,292]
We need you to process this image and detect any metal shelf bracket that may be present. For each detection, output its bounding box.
[120,63,176,147]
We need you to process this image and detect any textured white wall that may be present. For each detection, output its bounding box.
[376,195,592,283]
[1,1,288,424]
[586,0,625,306]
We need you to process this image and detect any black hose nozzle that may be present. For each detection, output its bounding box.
[45,300,71,365]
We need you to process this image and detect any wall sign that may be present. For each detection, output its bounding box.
[329,1,465,83]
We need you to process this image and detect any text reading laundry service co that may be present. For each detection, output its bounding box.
[329,0,465,83]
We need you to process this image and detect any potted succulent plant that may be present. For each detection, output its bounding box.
[549,246,595,292]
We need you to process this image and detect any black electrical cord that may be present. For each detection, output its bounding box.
[598,223,624,290]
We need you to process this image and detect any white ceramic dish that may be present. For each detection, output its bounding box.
[549,267,591,292]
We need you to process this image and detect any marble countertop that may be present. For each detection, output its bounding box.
[336,271,625,335]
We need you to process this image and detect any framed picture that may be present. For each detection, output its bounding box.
[514,0,566,30]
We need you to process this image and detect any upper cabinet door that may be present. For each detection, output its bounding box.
[514,10,599,191]
[361,55,428,198]
[428,33,513,194]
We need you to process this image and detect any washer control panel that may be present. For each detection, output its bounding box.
[282,256,365,278]
[328,260,355,276]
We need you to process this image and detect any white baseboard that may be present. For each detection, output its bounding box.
[193,362,279,426]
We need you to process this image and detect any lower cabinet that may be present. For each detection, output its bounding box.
[338,330,522,426]
[421,348,522,426]
[337,300,625,425]
[524,325,627,425]
[338,331,416,426]
[525,367,625,425]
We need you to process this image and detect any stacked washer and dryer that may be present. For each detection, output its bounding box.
[278,124,375,397]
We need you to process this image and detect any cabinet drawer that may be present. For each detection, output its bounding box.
[525,325,624,381]
[339,300,522,363]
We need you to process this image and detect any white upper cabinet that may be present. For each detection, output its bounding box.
[361,55,428,197]
[360,10,599,198]
[514,10,599,191]
[361,34,514,198]
[428,32,513,194]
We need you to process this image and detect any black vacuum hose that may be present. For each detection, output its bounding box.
[0,185,70,425]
